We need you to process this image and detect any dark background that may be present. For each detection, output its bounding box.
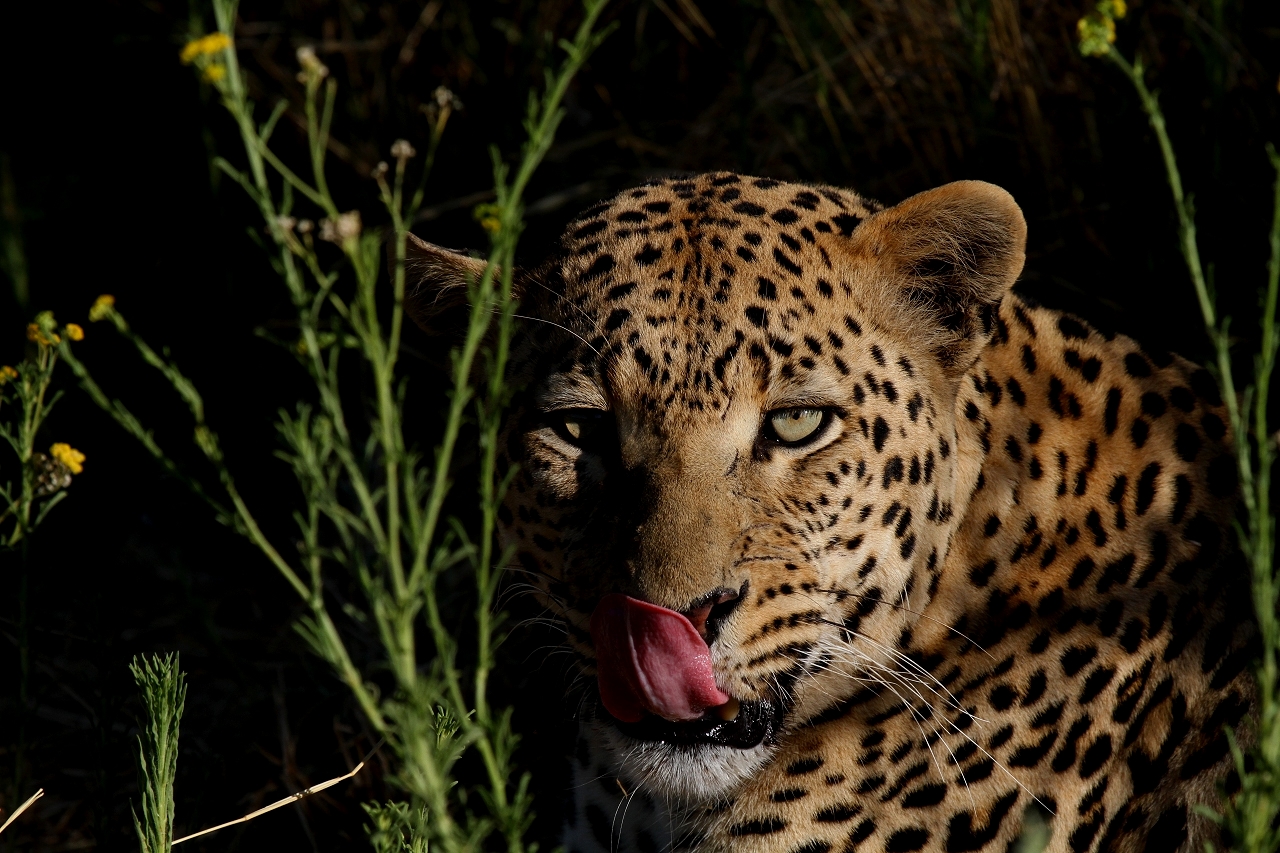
[1,0,1278,850]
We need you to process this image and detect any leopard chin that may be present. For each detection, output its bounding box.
[592,715,777,803]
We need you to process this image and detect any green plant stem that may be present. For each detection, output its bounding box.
[130,654,187,853]
[1106,49,1252,505]
[82,4,613,850]
[1108,43,1280,853]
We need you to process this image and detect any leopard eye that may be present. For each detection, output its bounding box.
[554,409,606,446]
[767,408,827,446]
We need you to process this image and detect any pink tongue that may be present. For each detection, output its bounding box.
[590,594,730,723]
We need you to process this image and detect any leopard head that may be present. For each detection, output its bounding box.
[407,174,1026,801]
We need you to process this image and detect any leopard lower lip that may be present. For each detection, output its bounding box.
[605,697,782,748]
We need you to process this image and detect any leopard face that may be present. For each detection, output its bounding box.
[414,174,1025,801]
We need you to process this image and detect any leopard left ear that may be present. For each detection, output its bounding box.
[401,233,524,332]
[849,180,1026,377]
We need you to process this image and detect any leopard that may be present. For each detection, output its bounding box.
[405,173,1257,853]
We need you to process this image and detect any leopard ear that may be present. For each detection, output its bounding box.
[401,233,504,331]
[850,180,1026,377]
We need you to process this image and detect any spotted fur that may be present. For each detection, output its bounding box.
[408,173,1255,853]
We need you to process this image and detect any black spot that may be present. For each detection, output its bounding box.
[832,213,862,235]
[969,560,997,587]
[774,247,803,276]
[1079,667,1117,704]
[1136,463,1160,515]
[786,757,825,775]
[745,306,768,328]
[942,790,1018,852]
[873,417,890,453]
[771,788,808,802]
[1009,730,1060,768]
[902,784,947,808]
[1069,813,1104,853]
[1085,510,1107,546]
[856,774,886,794]
[729,817,787,836]
[885,827,930,852]
[1058,316,1089,339]
[1096,553,1136,593]
[882,457,905,488]
[1031,701,1064,729]
[1052,714,1093,773]
[983,515,1001,537]
[848,819,877,845]
[1078,735,1113,778]
[1174,423,1201,462]
[606,281,637,300]
[1172,474,1192,523]
[732,201,766,217]
[1062,645,1098,676]
[793,191,820,209]
[757,276,778,300]
[1120,619,1144,653]
[572,219,607,240]
[1123,352,1152,377]
[604,308,631,331]
[1104,388,1121,434]
[582,253,616,282]
[1202,412,1226,439]
[633,245,662,266]
[771,208,800,224]
[1131,418,1150,448]
[990,685,1018,710]
[815,803,861,823]
[1141,392,1167,418]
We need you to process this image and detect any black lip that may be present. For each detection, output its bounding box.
[606,699,784,749]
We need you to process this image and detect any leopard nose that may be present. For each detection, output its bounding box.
[682,584,746,643]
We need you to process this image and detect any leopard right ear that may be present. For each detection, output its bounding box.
[847,181,1026,378]
[401,233,493,331]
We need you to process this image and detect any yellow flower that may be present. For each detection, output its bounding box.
[64,323,85,342]
[1076,12,1117,57]
[0,365,17,385]
[50,443,85,475]
[1077,0,1125,57]
[26,323,59,346]
[180,32,233,65]
[474,202,503,235]
[89,294,115,322]
[203,63,227,83]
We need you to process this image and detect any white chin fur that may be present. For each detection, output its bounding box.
[594,718,775,803]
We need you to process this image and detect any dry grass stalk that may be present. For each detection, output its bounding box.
[171,761,368,846]
[0,788,44,836]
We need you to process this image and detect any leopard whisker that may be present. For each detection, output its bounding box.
[809,586,997,660]
[815,618,976,719]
